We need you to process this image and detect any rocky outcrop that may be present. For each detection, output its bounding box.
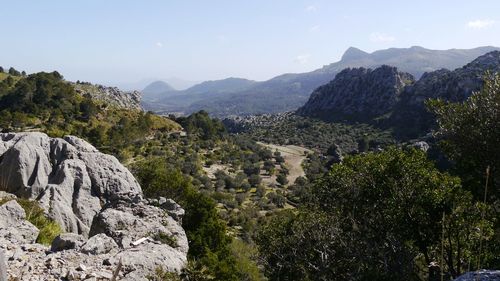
[0,133,188,280]
[0,132,142,236]
[74,83,142,110]
[454,270,500,281]
[0,200,39,244]
[297,65,414,121]
[388,50,500,138]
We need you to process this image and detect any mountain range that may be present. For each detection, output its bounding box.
[297,50,500,138]
[142,46,500,117]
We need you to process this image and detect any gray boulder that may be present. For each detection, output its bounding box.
[0,200,39,244]
[114,243,187,279]
[51,233,86,252]
[454,270,500,281]
[0,249,7,281]
[0,132,142,236]
[81,233,118,255]
[412,141,430,152]
[89,202,188,254]
[161,198,186,223]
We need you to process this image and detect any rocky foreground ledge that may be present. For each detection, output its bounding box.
[0,132,188,280]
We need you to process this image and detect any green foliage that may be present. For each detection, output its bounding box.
[427,72,500,199]
[257,210,352,281]
[230,239,266,281]
[152,232,178,248]
[276,173,288,186]
[177,111,226,140]
[8,67,21,76]
[427,71,500,269]
[0,71,179,161]
[226,113,395,154]
[257,148,496,280]
[133,158,239,281]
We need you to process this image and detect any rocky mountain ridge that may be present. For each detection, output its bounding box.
[74,83,142,110]
[389,50,500,137]
[0,132,187,280]
[297,65,414,121]
[141,46,500,117]
[297,50,500,138]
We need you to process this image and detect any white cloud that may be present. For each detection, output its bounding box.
[369,32,396,43]
[295,54,311,64]
[467,19,495,29]
[309,25,320,33]
[305,5,316,12]
[155,42,163,48]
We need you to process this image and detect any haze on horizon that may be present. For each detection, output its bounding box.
[1,0,499,89]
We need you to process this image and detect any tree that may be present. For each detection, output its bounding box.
[357,134,369,152]
[257,148,495,281]
[276,173,288,186]
[248,174,262,187]
[0,66,4,73]
[8,67,20,76]
[132,158,240,280]
[427,72,500,200]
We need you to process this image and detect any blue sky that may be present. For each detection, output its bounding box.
[1,0,499,87]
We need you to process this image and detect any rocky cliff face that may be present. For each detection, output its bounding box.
[297,51,500,138]
[0,132,187,280]
[74,83,142,110]
[297,65,414,121]
[388,50,500,137]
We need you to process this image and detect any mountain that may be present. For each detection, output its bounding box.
[145,46,499,117]
[142,77,256,113]
[298,50,500,138]
[324,46,499,79]
[388,50,500,137]
[180,77,256,95]
[142,80,177,102]
[297,65,415,121]
[74,82,142,110]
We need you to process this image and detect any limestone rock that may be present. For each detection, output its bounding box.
[114,243,187,279]
[74,83,142,110]
[0,249,7,281]
[161,198,186,222]
[80,233,118,255]
[454,270,500,281]
[0,132,142,236]
[0,200,39,244]
[89,202,188,254]
[51,233,86,252]
[297,65,415,121]
[412,141,430,152]
[0,132,188,279]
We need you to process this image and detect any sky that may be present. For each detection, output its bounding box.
[1,0,500,89]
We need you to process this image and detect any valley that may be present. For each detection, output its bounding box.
[0,48,499,281]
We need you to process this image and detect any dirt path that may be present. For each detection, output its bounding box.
[258,142,312,184]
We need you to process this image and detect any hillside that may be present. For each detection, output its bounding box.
[141,80,176,102]
[388,50,500,137]
[74,82,142,110]
[297,65,414,121]
[142,77,257,112]
[297,50,500,138]
[143,46,500,117]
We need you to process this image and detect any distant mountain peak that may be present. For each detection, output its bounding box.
[341,47,369,61]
